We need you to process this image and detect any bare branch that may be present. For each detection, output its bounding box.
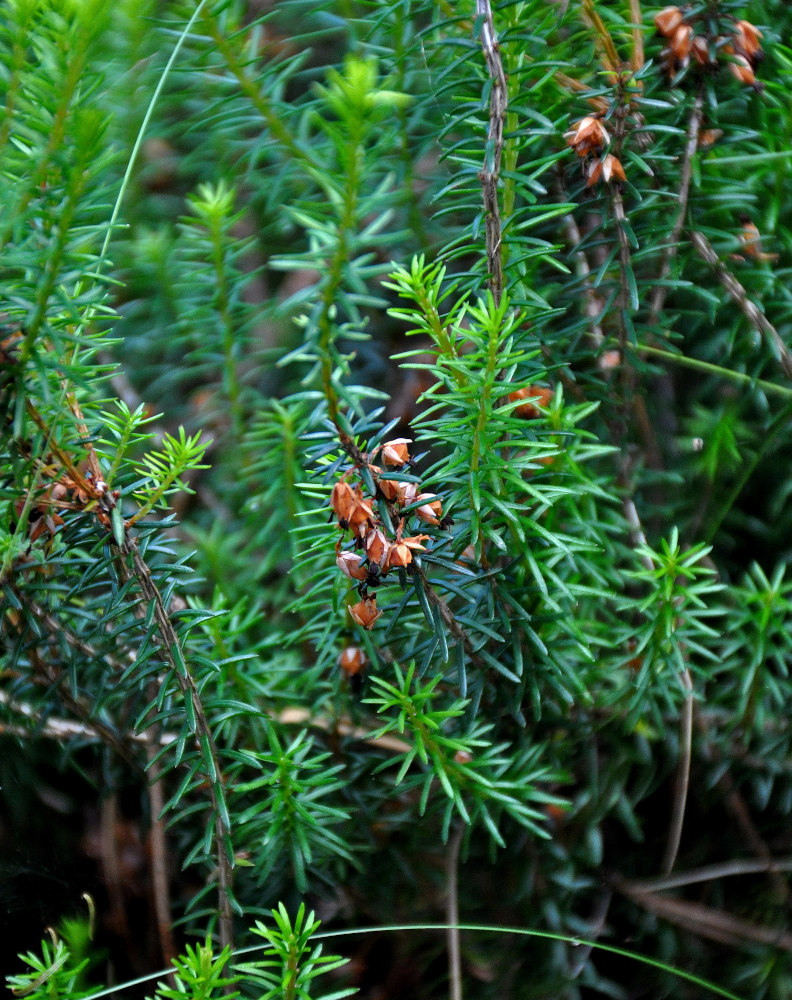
[475,0,507,304]
[690,229,792,379]
[648,90,704,325]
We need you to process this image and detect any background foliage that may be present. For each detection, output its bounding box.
[3,0,792,997]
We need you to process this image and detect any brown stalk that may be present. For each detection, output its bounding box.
[446,822,465,1000]
[615,877,792,950]
[475,0,507,305]
[628,0,644,73]
[648,90,704,326]
[690,229,792,379]
[126,540,235,952]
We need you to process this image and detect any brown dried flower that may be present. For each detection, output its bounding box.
[654,6,683,38]
[349,595,382,629]
[565,116,609,158]
[338,646,367,676]
[378,438,412,467]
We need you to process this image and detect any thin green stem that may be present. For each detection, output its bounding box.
[638,344,792,400]
[100,923,747,1000]
[208,214,243,440]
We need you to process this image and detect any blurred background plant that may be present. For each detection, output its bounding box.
[4,0,792,997]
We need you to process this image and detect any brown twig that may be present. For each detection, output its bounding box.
[690,229,792,379]
[561,209,605,351]
[662,667,693,875]
[648,90,704,325]
[127,540,235,952]
[145,738,177,969]
[475,0,507,305]
[614,876,792,950]
[624,856,792,895]
[415,564,488,672]
[569,889,613,979]
[446,822,465,1000]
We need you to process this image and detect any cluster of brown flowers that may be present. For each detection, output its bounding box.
[565,115,626,188]
[331,438,445,630]
[655,7,764,90]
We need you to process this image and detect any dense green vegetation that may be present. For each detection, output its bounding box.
[3,0,792,996]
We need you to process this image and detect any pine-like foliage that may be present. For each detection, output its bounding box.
[4,1,792,997]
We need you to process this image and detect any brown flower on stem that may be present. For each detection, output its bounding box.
[331,480,356,523]
[654,6,683,38]
[338,646,366,676]
[347,492,376,536]
[386,530,429,570]
[413,493,443,526]
[364,527,390,568]
[336,544,369,581]
[376,474,402,502]
[668,23,693,65]
[565,116,609,158]
[377,438,412,467]
[735,218,778,263]
[728,53,758,88]
[734,20,763,62]
[396,481,417,507]
[349,594,382,629]
[691,35,710,66]
[586,153,626,187]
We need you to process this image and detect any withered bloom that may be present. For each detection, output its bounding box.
[349,594,382,629]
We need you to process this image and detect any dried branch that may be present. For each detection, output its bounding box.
[614,877,792,950]
[648,90,704,325]
[475,0,507,305]
[561,210,605,350]
[126,540,235,952]
[662,666,693,875]
[446,822,465,1000]
[145,738,177,969]
[624,856,792,895]
[690,229,792,379]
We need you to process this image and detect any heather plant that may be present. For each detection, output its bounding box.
[4,1,792,998]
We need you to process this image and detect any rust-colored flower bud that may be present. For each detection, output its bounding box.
[338,645,366,676]
[728,53,757,87]
[601,153,626,184]
[734,20,762,61]
[565,115,609,157]
[698,128,723,149]
[387,540,413,569]
[349,595,382,629]
[48,482,69,502]
[414,493,443,526]
[331,480,356,523]
[691,35,710,65]
[654,6,683,38]
[453,749,473,765]
[347,492,376,536]
[379,438,412,467]
[586,158,604,187]
[507,385,553,419]
[669,23,693,62]
[396,481,417,507]
[336,549,368,581]
[364,527,390,567]
[387,533,428,570]
[598,349,621,371]
[377,476,401,502]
